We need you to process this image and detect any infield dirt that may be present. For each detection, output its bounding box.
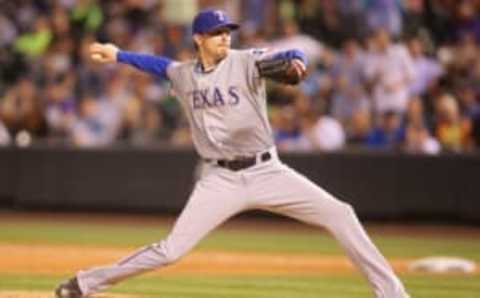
[0,243,412,275]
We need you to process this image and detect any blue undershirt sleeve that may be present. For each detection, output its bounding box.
[117,51,173,80]
[271,49,308,67]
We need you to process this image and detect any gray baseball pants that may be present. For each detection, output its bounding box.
[76,148,408,298]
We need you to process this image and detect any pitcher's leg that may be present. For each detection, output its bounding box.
[76,171,246,296]
[318,201,407,298]
[251,163,408,298]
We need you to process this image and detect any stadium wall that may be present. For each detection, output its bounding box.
[0,147,478,222]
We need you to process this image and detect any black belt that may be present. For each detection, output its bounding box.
[207,151,271,171]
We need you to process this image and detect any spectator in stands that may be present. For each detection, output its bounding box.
[346,107,372,146]
[44,75,77,140]
[449,32,478,82]
[0,11,21,88]
[14,16,53,59]
[330,38,370,126]
[407,35,444,97]
[70,0,104,38]
[0,119,11,146]
[0,77,47,138]
[96,77,126,144]
[472,51,480,88]
[296,0,350,48]
[365,0,403,37]
[128,104,165,146]
[50,3,71,38]
[237,21,268,49]
[1,0,480,153]
[457,84,480,119]
[42,38,75,79]
[434,93,473,152]
[425,0,455,45]
[364,28,415,115]
[366,110,404,149]
[271,105,302,152]
[401,0,429,38]
[336,0,370,41]
[402,96,440,154]
[0,13,17,48]
[298,111,346,152]
[448,0,480,44]
[269,20,325,68]
[71,94,108,147]
[125,76,169,145]
[298,47,335,100]
[241,0,275,38]
[457,84,480,146]
[467,59,480,147]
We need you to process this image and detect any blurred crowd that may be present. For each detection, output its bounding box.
[1,0,480,154]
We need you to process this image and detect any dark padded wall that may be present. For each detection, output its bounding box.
[1,147,478,222]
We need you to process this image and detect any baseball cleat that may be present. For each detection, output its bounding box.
[55,277,83,298]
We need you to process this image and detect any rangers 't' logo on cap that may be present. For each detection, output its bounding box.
[214,10,225,22]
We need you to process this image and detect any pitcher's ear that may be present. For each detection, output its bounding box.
[193,34,202,48]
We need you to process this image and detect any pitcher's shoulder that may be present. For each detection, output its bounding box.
[228,49,269,64]
[170,59,196,70]
[230,48,268,57]
[226,49,244,59]
[167,59,196,76]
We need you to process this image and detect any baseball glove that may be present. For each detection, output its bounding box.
[255,58,305,85]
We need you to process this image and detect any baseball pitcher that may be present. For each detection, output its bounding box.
[55,9,409,298]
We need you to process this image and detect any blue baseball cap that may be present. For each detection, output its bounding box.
[192,9,239,34]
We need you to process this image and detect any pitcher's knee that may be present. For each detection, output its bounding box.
[163,251,182,265]
[331,202,356,221]
[329,201,356,224]
[151,240,184,266]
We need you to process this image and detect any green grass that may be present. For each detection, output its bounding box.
[1,220,480,259]
[1,273,479,298]
[0,217,480,297]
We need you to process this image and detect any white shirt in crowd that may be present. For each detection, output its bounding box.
[0,121,11,146]
[364,44,415,114]
[298,116,346,152]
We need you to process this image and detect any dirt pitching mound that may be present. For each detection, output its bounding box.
[0,243,415,275]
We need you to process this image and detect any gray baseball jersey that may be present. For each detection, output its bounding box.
[167,49,272,160]
[68,48,409,298]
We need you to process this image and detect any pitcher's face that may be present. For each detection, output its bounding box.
[195,27,232,60]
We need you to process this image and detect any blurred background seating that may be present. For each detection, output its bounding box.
[1,0,480,154]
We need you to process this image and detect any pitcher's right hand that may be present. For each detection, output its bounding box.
[89,42,120,63]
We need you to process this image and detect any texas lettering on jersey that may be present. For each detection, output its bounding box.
[190,86,240,109]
